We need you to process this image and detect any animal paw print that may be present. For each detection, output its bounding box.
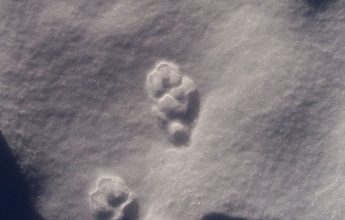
[90,177,138,220]
[146,61,199,145]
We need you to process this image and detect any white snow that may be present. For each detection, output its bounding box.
[1,0,345,220]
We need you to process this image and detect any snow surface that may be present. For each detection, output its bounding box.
[1,0,345,220]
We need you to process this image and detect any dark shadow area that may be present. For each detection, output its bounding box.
[170,127,190,146]
[302,0,337,16]
[123,199,139,220]
[0,131,43,220]
[184,90,200,125]
[306,0,336,10]
[201,212,248,220]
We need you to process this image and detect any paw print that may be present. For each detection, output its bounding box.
[146,61,199,145]
[90,177,138,220]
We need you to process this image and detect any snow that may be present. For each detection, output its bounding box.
[1,0,345,220]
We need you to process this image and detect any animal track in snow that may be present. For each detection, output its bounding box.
[90,176,138,220]
[146,61,199,145]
